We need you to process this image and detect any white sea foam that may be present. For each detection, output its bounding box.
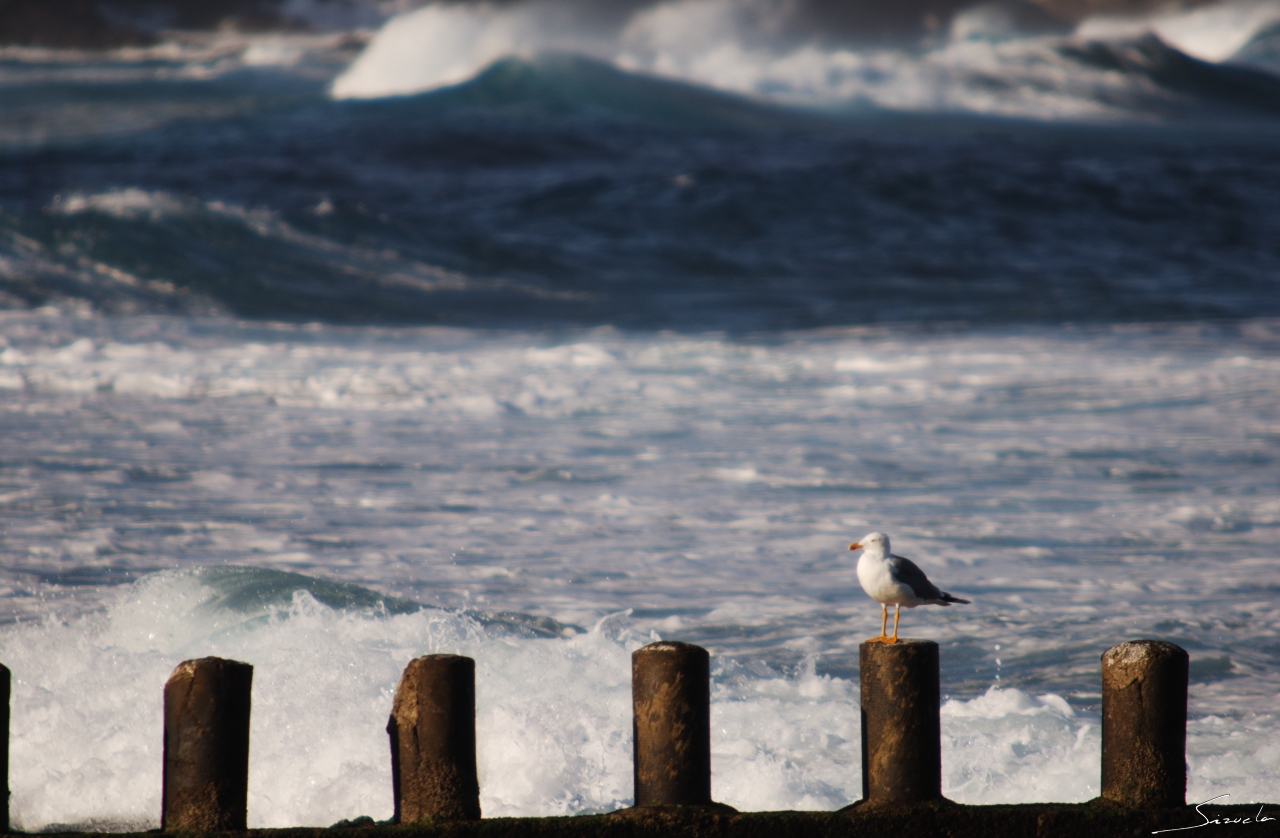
[943,687,1099,803]
[50,189,191,221]
[0,571,1075,828]
[1,569,629,829]
[2,569,1273,829]
[1,314,1278,825]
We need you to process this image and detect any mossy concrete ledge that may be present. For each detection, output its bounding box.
[31,800,1280,838]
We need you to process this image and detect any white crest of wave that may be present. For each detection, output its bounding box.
[50,188,190,221]
[327,0,1223,119]
[331,1,604,98]
[1077,0,1280,62]
[614,2,1135,119]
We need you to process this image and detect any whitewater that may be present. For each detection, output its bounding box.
[329,0,1280,119]
[2,0,1280,829]
[1,313,1278,827]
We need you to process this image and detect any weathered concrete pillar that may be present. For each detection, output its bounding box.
[860,639,941,803]
[1101,640,1188,808]
[388,654,480,823]
[632,641,711,806]
[1,663,9,834]
[162,657,253,832]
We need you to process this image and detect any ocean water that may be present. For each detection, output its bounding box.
[2,0,1280,829]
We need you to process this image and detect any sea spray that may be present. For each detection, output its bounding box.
[0,564,1267,829]
[1,569,627,829]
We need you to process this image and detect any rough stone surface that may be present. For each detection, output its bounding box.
[1101,640,1189,808]
[390,655,481,823]
[1,662,9,834]
[632,642,711,807]
[34,800,1280,838]
[162,656,253,833]
[860,639,941,803]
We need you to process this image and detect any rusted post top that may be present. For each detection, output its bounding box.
[162,656,253,833]
[389,654,480,823]
[1101,639,1188,809]
[632,641,711,807]
[860,639,941,804]
[1102,640,1188,686]
[860,638,938,655]
[634,641,706,656]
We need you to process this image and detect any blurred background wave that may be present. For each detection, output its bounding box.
[1,0,1278,329]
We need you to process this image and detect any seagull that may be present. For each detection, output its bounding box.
[849,532,970,643]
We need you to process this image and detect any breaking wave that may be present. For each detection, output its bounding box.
[330,0,1280,120]
[2,561,1276,828]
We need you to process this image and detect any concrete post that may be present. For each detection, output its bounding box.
[162,657,253,832]
[860,639,941,803]
[1,663,9,834]
[1101,640,1188,808]
[388,654,480,823]
[632,641,711,806]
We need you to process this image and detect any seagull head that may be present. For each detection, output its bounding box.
[849,531,890,556]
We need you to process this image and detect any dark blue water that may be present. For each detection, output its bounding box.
[3,52,1280,330]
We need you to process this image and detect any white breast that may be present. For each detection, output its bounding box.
[857,553,922,607]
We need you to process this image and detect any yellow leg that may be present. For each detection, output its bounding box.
[869,604,889,643]
[888,605,901,643]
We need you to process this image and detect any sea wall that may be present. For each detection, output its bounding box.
[7,639,1279,836]
[34,802,1280,838]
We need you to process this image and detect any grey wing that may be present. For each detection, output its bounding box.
[888,554,944,601]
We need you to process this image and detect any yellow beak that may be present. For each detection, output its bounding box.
[849,542,861,550]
